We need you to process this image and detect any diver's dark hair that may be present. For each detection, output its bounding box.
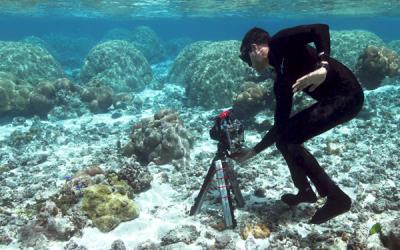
[239,27,271,66]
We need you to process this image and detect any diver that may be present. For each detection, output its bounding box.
[233,24,364,224]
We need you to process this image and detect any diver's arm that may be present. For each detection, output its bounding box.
[273,24,331,60]
[253,78,293,153]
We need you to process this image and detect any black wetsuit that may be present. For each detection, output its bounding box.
[253,24,364,197]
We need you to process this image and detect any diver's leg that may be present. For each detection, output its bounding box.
[278,94,363,223]
[280,95,362,194]
[276,141,317,206]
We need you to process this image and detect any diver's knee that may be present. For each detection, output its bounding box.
[275,135,289,151]
[275,140,286,151]
[276,140,303,155]
[286,143,303,152]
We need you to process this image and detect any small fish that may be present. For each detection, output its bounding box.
[75,184,83,190]
[64,175,72,180]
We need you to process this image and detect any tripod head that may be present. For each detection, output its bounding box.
[209,109,244,157]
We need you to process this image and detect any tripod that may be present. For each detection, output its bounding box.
[189,141,245,229]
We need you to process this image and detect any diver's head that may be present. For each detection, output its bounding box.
[240,27,271,72]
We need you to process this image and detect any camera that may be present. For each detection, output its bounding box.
[209,110,244,155]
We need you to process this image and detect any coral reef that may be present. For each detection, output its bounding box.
[355,45,400,89]
[232,81,272,120]
[81,183,139,233]
[131,26,167,64]
[17,201,88,249]
[78,40,153,93]
[117,158,153,193]
[41,33,94,70]
[52,174,94,215]
[164,37,194,59]
[378,219,400,250]
[0,41,64,84]
[46,78,89,119]
[168,40,257,108]
[22,36,48,50]
[330,30,385,71]
[240,223,271,240]
[51,167,139,233]
[28,81,58,116]
[24,34,95,70]
[0,71,27,116]
[167,41,212,86]
[78,83,114,113]
[0,74,84,118]
[388,40,400,55]
[122,109,192,165]
[160,225,200,246]
[102,28,133,41]
[1,26,400,249]
[103,26,167,64]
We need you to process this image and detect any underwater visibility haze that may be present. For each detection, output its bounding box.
[0,1,399,249]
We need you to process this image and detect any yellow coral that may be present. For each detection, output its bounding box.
[82,184,139,233]
[240,223,271,240]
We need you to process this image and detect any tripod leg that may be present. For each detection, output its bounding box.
[224,163,245,208]
[215,160,236,228]
[189,161,216,216]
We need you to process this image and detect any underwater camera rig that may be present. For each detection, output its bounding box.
[189,109,245,229]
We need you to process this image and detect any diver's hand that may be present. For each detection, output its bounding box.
[292,65,327,93]
[231,148,256,164]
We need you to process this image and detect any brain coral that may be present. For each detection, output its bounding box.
[168,40,256,108]
[355,45,400,89]
[79,40,153,93]
[122,109,192,165]
[330,30,385,71]
[0,42,64,84]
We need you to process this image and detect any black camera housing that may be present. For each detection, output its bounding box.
[209,110,244,154]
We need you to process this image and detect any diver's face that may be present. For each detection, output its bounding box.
[249,44,270,72]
